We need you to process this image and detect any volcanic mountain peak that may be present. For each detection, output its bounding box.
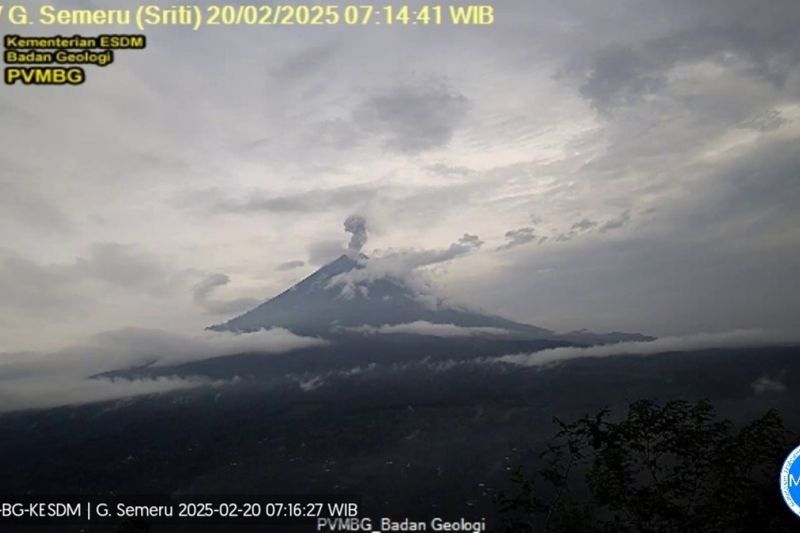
[288,253,363,294]
[208,254,552,339]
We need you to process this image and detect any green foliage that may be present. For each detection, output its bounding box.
[499,400,797,533]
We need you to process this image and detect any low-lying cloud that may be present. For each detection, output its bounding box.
[0,374,222,413]
[342,320,509,337]
[751,374,788,394]
[0,328,325,412]
[494,329,795,367]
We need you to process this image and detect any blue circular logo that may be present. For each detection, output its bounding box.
[781,445,800,517]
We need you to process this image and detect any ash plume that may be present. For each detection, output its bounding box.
[344,215,368,252]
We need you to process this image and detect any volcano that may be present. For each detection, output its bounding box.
[208,254,650,345]
[208,254,552,339]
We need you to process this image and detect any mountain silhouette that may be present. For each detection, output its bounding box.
[209,254,552,339]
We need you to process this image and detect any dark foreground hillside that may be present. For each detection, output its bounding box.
[1,346,799,532]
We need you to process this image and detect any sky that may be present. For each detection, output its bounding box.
[1,0,799,354]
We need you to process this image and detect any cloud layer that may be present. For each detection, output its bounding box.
[0,0,798,351]
[494,330,797,367]
[343,321,509,337]
[0,328,325,412]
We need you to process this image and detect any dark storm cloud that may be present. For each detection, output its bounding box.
[192,273,259,315]
[579,45,666,112]
[575,5,800,112]
[356,82,470,153]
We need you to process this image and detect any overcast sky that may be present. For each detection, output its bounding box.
[1,0,799,352]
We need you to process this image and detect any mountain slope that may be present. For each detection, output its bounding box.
[208,254,552,339]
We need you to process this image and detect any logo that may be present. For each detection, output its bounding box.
[781,445,800,517]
